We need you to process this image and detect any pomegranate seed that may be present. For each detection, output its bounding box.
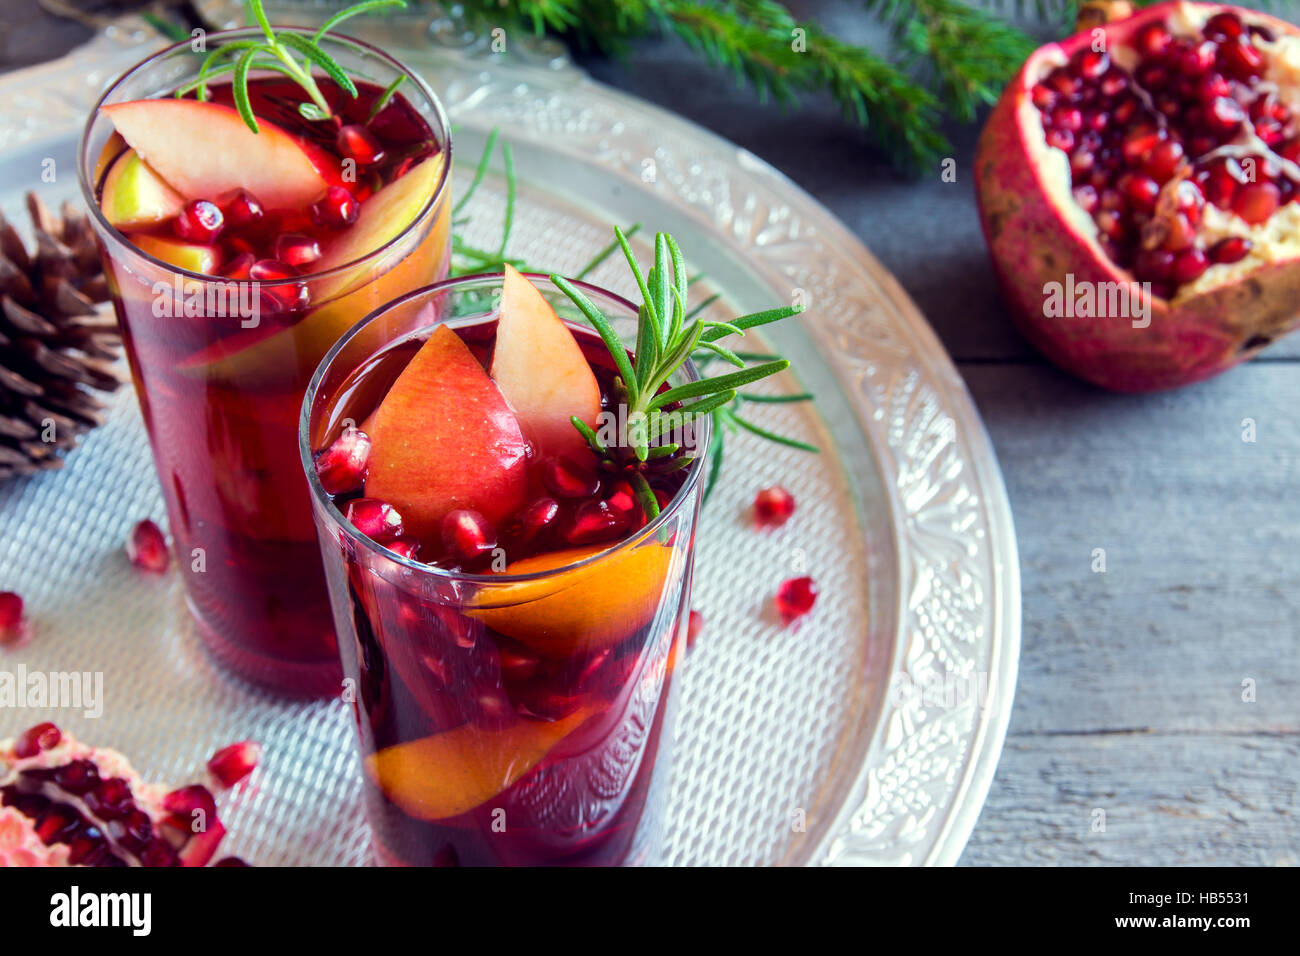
[1099,67,1128,97]
[604,480,641,526]
[274,233,321,268]
[1196,72,1233,102]
[754,486,796,527]
[1122,126,1163,164]
[1205,96,1246,132]
[687,609,704,650]
[0,590,27,647]
[1204,11,1245,40]
[207,741,261,787]
[1180,39,1219,76]
[1232,181,1280,224]
[1085,111,1109,133]
[1145,140,1185,181]
[1112,95,1139,124]
[1170,247,1209,283]
[387,538,421,561]
[13,721,60,758]
[223,252,255,281]
[219,189,263,229]
[472,685,515,730]
[314,425,371,495]
[55,759,98,794]
[1095,209,1125,241]
[310,185,360,229]
[775,576,819,624]
[249,258,309,313]
[1070,149,1095,176]
[1050,106,1083,132]
[1279,138,1300,163]
[1208,236,1252,263]
[1136,62,1168,90]
[543,457,601,498]
[564,499,628,546]
[1046,68,1079,96]
[345,498,404,543]
[1160,212,1197,252]
[1120,173,1160,212]
[214,856,251,867]
[1030,84,1056,110]
[1072,184,1099,213]
[1072,49,1109,80]
[162,784,216,822]
[441,509,497,564]
[173,199,223,243]
[126,519,169,573]
[499,646,540,683]
[1044,128,1075,152]
[1137,23,1171,56]
[140,839,179,867]
[1134,248,1175,282]
[89,778,131,819]
[1254,119,1284,146]
[1220,36,1265,79]
[336,124,385,165]
[507,497,560,546]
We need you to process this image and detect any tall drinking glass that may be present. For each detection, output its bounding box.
[78,30,453,695]
[301,276,708,865]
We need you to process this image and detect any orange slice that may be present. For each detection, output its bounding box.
[467,542,675,658]
[366,708,590,821]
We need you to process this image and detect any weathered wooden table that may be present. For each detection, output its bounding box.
[575,6,1300,865]
[7,0,1296,865]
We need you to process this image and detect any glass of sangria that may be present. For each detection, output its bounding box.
[301,271,709,865]
[77,27,452,695]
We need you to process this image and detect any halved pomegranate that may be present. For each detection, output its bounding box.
[976,2,1300,390]
[0,724,240,866]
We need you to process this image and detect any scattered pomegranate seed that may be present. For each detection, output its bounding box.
[223,252,255,281]
[249,258,308,312]
[1208,236,1252,264]
[219,189,264,229]
[173,199,223,243]
[0,590,28,647]
[686,609,704,650]
[753,486,796,527]
[274,233,322,268]
[214,856,251,866]
[126,519,169,573]
[336,124,385,165]
[345,498,404,543]
[564,498,627,546]
[499,646,540,683]
[314,425,371,495]
[310,185,360,229]
[542,456,601,498]
[162,784,217,821]
[604,480,642,527]
[775,576,819,624]
[13,721,61,758]
[441,509,498,564]
[207,741,261,787]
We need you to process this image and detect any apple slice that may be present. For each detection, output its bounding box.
[101,149,184,229]
[468,542,676,657]
[103,99,330,208]
[489,264,602,461]
[365,324,528,538]
[366,708,590,821]
[177,154,448,387]
[130,233,221,274]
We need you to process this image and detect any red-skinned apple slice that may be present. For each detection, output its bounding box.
[365,324,528,538]
[102,99,331,208]
[490,264,602,460]
[176,153,448,387]
[101,149,184,229]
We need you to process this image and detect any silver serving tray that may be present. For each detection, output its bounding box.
[0,15,1020,866]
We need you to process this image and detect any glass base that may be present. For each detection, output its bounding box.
[189,599,342,698]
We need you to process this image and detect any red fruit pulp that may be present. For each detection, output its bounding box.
[94,76,448,694]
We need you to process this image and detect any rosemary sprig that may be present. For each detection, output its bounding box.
[552,228,808,519]
[176,0,407,133]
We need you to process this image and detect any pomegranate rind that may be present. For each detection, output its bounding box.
[975,1,1300,391]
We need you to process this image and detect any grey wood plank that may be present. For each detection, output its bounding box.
[962,361,1300,736]
[960,733,1300,866]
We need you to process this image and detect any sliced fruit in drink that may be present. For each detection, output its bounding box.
[102,99,332,208]
[468,542,675,657]
[101,149,185,229]
[176,154,447,387]
[366,707,590,820]
[366,324,528,537]
[130,233,221,274]
[490,264,602,460]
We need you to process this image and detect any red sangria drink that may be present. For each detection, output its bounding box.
[301,268,714,865]
[78,23,452,695]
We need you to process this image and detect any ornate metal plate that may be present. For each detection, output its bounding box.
[0,13,1020,866]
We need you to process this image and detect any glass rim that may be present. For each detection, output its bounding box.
[299,271,713,586]
[76,26,452,288]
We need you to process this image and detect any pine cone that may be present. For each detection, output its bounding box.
[0,192,123,480]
